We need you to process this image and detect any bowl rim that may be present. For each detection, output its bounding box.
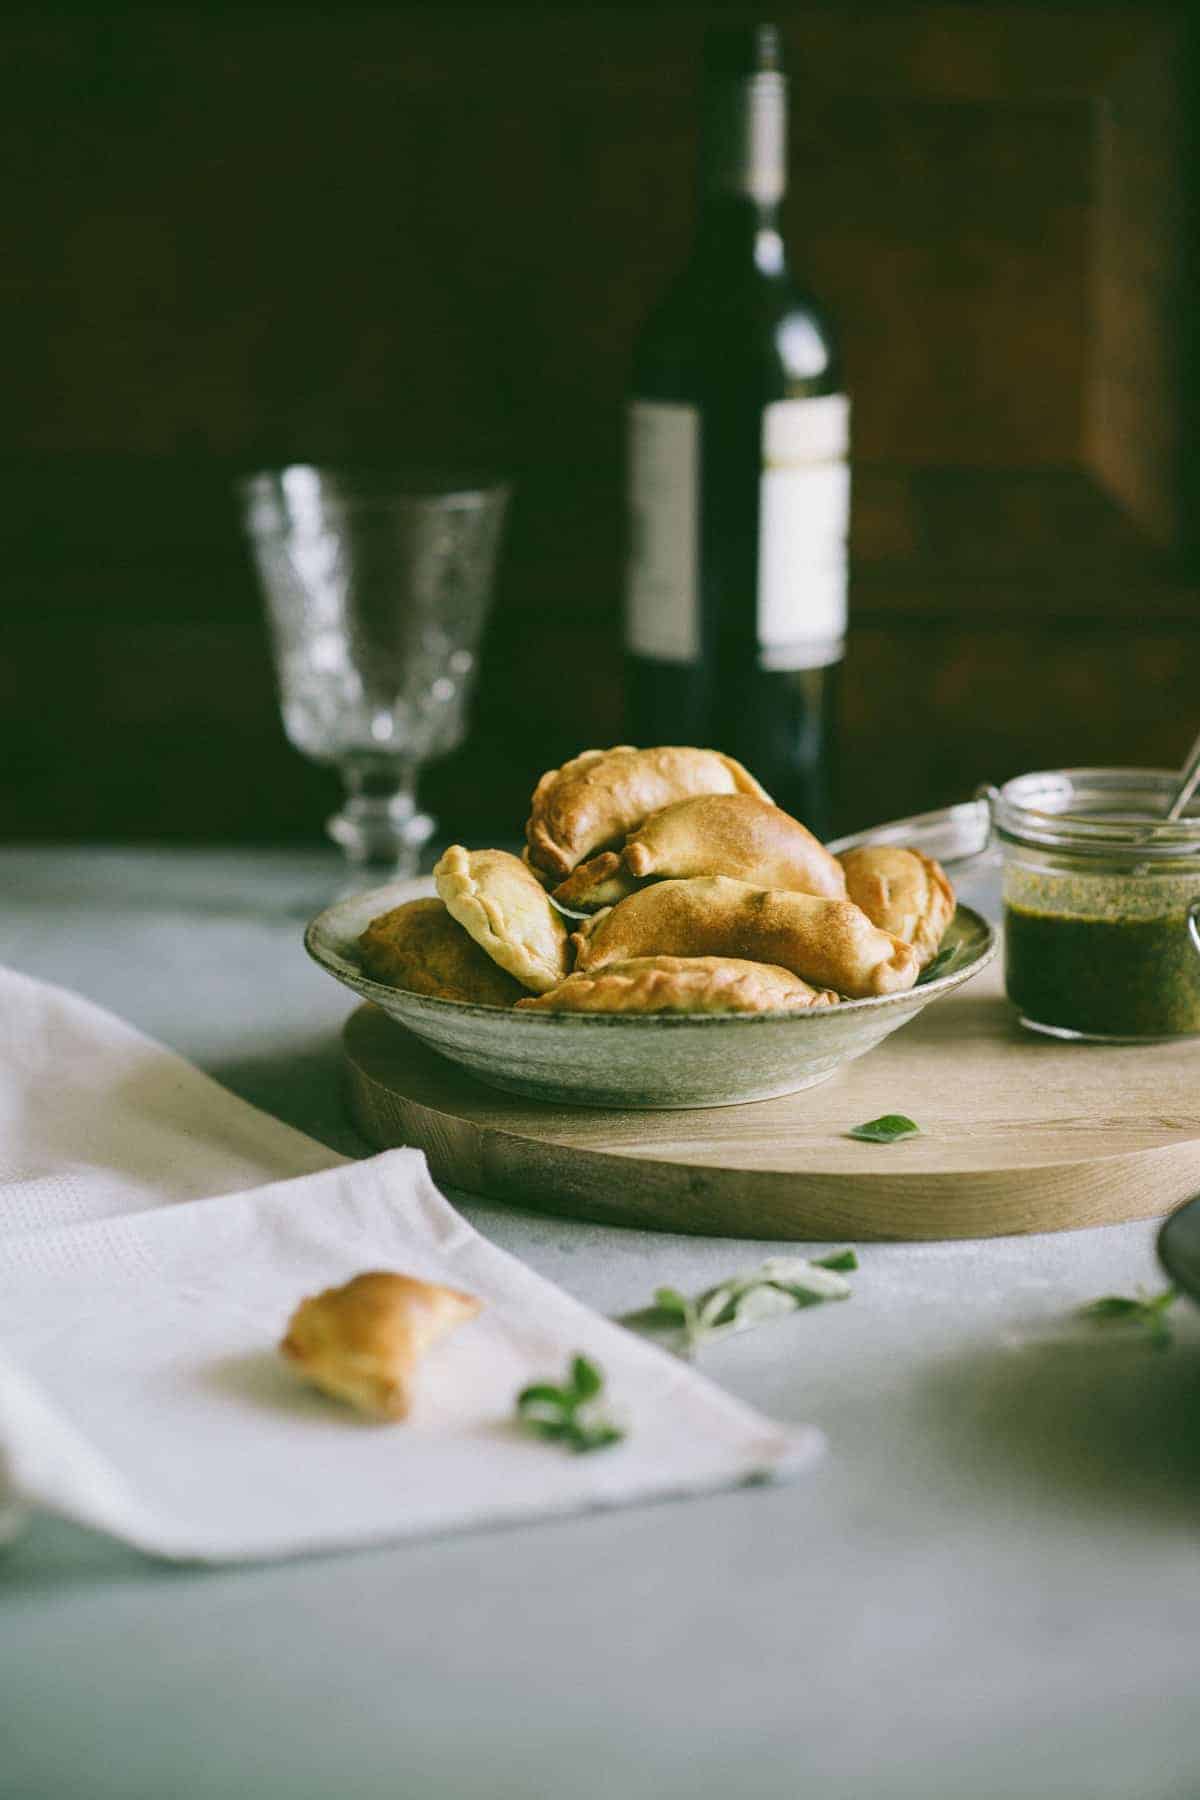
[304,888,997,1029]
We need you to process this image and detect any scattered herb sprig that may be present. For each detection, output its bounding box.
[652,1250,858,1356]
[1076,1285,1179,1351]
[920,945,957,984]
[846,1114,921,1144]
[516,1355,625,1453]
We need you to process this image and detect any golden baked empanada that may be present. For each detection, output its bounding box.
[551,794,844,912]
[434,845,570,993]
[571,876,919,998]
[358,898,524,1007]
[838,846,955,969]
[525,745,769,880]
[629,793,844,895]
[515,955,837,1015]
[281,1271,481,1421]
[551,851,641,913]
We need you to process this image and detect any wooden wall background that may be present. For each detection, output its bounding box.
[2,1,1196,846]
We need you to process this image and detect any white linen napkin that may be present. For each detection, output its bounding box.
[0,966,821,1562]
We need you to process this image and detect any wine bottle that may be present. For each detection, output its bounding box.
[624,23,848,836]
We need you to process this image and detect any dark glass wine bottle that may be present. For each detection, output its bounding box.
[624,23,848,836]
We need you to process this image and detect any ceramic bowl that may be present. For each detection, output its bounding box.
[305,877,997,1110]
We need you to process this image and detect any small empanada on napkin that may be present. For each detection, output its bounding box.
[434,845,570,994]
[358,898,525,1007]
[571,876,919,998]
[525,745,768,880]
[515,955,837,1015]
[838,846,955,969]
[281,1271,482,1421]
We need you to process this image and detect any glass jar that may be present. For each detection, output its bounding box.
[991,769,1200,1041]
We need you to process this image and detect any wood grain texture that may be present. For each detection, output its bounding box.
[343,958,1200,1241]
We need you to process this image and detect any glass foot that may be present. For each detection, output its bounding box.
[328,756,435,879]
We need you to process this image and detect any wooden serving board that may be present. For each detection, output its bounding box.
[343,960,1200,1240]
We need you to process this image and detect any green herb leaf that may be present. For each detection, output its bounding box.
[652,1285,701,1350]
[515,1355,625,1453]
[698,1284,737,1331]
[569,1422,625,1454]
[753,1256,853,1302]
[570,1354,603,1402]
[516,1383,571,1410]
[1076,1286,1179,1349]
[1078,1296,1145,1321]
[813,1249,859,1273]
[920,945,956,983]
[724,1285,799,1331]
[643,1251,857,1355]
[524,1417,575,1441]
[846,1114,921,1144]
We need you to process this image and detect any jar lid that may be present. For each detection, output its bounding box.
[993,768,1200,861]
[829,798,993,871]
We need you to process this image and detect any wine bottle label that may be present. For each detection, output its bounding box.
[627,401,701,663]
[626,394,849,669]
[758,394,850,671]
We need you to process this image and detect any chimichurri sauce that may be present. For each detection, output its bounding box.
[1005,904,1200,1038]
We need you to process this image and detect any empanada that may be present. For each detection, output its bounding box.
[358,898,524,1007]
[281,1271,481,1421]
[551,851,641,913]
[838,846,955,969]
[434,845,570,993]
[515,955,837,1015]
[525,745,769,880]
[551,795,844,912]
[571,876,920,998]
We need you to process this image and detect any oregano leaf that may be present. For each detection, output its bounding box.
[725,1285,799,1332]
[515,1355,624,1453]
[570,1355,603,1401]
[1077,1286,1179,1348]
[641,1251,857,1355]
[516,1383,570,1410]
[814,1249,858,1273]
[698,1285,738,1331]
[920,945,956,983]
[1078,1296,1144,1321]
[846,1114,921,1144]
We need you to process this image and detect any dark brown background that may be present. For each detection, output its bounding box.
[3,2,1196,846]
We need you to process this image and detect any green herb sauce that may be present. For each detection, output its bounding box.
[1005,903,1200,1038]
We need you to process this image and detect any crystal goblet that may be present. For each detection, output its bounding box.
[238,466,510,877]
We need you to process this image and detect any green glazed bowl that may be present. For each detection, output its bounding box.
[305,877,997,1111]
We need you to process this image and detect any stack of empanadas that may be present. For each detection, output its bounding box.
[357,745,955,1016]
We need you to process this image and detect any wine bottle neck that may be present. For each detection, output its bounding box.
[692,195,786,274]
[701,68,787,207]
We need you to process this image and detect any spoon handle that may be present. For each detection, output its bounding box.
[1166,727,1200,821]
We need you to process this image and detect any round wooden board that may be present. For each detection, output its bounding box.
[343,960,1200,1240]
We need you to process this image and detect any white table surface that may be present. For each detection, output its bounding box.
[2,846,1198,1800]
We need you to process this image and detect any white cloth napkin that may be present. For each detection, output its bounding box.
[0,966,821,1562]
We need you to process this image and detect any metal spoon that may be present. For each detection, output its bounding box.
[1165,726,1200,821]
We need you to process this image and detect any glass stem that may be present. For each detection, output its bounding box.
[327,755,435,877]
